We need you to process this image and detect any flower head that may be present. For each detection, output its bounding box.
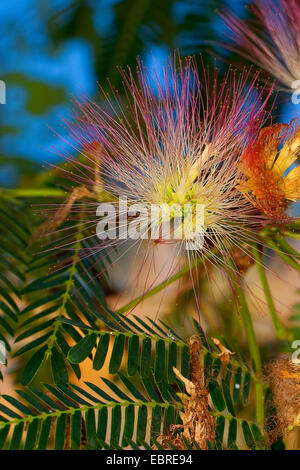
[54,56,274,277]
[220,0,300,92]
[239,118,300,221]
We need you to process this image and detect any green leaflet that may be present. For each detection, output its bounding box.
[21,345,47,386]
[109,333,125,374]
[68,333,98,364]
[51,346,69,384]
[93,333,110,370]
[208,380,226,412]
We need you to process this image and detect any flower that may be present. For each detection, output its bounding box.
[54,56,274,276]
[239,118,300,221]
[220,0,300,92]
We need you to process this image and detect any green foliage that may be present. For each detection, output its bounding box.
[66,315,189,381]
[0,222,266,452]
[0,324,264,450]
[0,200,33,362]
[0,198,292,450]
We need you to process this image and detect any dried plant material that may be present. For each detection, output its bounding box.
[231,247,255,274]
[32,143,106,242]
[267,356,300,445]
[31,186,94,241]
[156,335,215,450]
[86,141,103,193]
[211,337,235,364]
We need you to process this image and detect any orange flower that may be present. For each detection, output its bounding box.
[239,120,300,222]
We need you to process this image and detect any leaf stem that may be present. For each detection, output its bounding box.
[275,236,300,259]
[115,257,204,315]
[45,212,82,359]
[235,279,264,426]
[281,230,300,240]
[265,239,300,273]
[1,188,66,198]
[252,245,291,341]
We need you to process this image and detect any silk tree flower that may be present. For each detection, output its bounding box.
[220,0,300,93]
[239,118,300,221]
[54,56,274,277]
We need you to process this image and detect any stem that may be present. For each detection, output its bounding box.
[115,256,204,315]
[235,279,264,426]
[281,230,300,240]
[252,245,291,341]
[287,219,300,231]
[275,236,300,259]
[265,239,300,273]
[1,188,66,198]
[46,210,82,358]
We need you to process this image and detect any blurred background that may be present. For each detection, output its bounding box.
[1,0,298,183]
[0,0,270,188]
